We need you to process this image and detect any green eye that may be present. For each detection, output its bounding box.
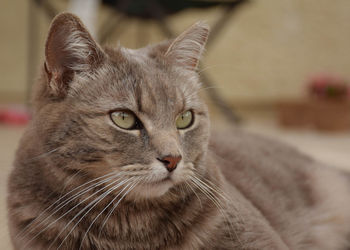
[176,110,193,129]
[110,111,137,130]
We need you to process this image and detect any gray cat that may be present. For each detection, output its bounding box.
[7,13,350,250]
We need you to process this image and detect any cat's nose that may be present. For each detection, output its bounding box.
[157,155,182,172]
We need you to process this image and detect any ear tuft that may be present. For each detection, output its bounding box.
[45,12,105,97]
[165,21,210,71]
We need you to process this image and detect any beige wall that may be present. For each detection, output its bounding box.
[0,0,28,102]
[1,0,350,105]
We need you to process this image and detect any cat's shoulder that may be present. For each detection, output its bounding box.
[208,127,350,250]
[208,127,311,166]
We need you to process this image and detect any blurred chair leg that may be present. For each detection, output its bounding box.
[207,0,247,48]
[200,72,241,123]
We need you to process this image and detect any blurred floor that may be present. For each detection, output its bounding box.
[0,118,349,249]
[0,126,24,249]
[243,120,350,170]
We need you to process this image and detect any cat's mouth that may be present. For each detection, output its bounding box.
[128,175,175,199]
[151,176,172,184]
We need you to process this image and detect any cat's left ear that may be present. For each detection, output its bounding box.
[165,21,209,71]
[44,12,106,97]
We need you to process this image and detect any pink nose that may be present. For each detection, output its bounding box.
[157,155,182,172]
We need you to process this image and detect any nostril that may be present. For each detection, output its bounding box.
[157,158,170,166]
[157,155,182,172]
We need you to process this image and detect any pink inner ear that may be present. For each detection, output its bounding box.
[44,62,52,82]
[187,57,200,70]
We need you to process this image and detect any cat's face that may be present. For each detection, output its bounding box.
[34,13,210,199]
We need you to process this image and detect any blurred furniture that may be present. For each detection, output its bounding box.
[278,99,350,131]
[28,0,249,123]
[279,74,350,131]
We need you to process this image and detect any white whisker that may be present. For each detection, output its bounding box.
[193,171,245,224]
[184,86,222,100]
[192,175,230,203]
[22,174,123,249]
[27,147,60,161]
[184,181,203,209]
[59,169,84,197]
[190,176,241,247]
[79,177,142,249]
[56,177,137,249]
[16,171,121,240]
[98,177,142,237]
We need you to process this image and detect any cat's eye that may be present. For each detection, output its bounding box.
[110,110,140,130]
[176,110,194,129]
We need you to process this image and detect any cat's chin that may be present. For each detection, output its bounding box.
[130,179,174,199]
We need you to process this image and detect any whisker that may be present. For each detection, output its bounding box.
[178,183,187,202]
[27,147,60,162]
[98,177,142,237]
[189,177,240,246]
[198,64,231,74]
[16,171,121,240]
[48,174,123,220]
[190,177,223,211]
[183,86,222,101]
[22,174,123,249]
[198,63,254,74]
[184,180,203,209]
[192,175,230,203]
[56,177,137,250]
[192,172,245,224]
[59,169,84,197]
[79,177,142,249]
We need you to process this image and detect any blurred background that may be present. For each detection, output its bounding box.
[1,0,350,248]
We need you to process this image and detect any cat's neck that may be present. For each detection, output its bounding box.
[88,167,224,249]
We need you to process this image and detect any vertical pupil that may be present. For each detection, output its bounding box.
[122,112,125,120]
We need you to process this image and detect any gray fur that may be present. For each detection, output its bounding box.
[7,13,350,250]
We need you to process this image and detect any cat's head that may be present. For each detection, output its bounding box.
[33,13,210,199]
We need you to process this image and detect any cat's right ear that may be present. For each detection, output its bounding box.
[44,12,105,97]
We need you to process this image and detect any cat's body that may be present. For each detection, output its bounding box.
[7,13,350,250]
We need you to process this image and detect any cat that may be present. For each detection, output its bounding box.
[7,12,350,250]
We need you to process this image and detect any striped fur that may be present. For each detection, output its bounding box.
[7,13,350,250]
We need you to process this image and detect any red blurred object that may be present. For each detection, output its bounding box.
[308,74,350,99]
[0,108,30,126]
